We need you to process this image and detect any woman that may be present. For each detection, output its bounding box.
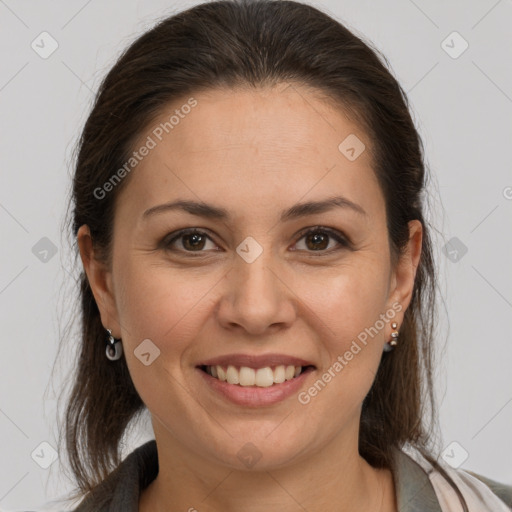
[57,0,511,510]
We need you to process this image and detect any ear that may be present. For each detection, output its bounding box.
[386,219,423,314]
[77,225,121,337]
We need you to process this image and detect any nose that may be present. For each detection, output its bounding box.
[216,245,297,337]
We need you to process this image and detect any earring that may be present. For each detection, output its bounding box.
[383,322,399,352]
[106,329,123,361]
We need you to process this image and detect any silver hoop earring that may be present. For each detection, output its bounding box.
[106,329,123,361]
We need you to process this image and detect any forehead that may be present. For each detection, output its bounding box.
[117,84,383,223]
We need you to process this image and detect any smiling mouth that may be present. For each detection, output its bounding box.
[198,364,315,387]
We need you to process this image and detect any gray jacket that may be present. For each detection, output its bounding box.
[72,440,512,511]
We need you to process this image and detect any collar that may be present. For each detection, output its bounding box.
[390,445,443,511]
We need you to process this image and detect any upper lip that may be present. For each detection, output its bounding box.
[197,353,316,369]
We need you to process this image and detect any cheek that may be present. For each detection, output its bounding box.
[112,260,215,407]
[298,263,391,412]
[113,257,219,348]
[297,256,391,341]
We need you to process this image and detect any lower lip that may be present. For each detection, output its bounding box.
[196,367,315,407]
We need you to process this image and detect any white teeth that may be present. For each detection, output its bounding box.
[217,366,227,382]
[255,367,274,387]
[226,365,239,384]
[273,365,286,383]
[239,367,255,386]
[206,364,304,387]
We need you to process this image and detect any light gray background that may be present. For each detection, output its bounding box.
[1,0,511,510]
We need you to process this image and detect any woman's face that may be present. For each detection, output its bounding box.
[80,83,421,470]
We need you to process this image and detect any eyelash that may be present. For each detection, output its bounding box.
[161,226,351,256]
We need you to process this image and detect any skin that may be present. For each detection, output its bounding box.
[78,82,422,512]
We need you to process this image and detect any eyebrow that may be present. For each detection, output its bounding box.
[142,195,367,222]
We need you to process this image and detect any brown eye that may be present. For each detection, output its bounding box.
[181,232,207,250]
[304,231,329,250]
[293,227,350,253]
[163,229,217,252]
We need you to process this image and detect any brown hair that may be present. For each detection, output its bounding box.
[59,0,466,508]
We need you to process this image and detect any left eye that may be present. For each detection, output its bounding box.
[293,227,349,252]
[162,227,349,254]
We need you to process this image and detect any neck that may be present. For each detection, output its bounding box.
[139,421,395,512]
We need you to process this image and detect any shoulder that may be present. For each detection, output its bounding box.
[391,445,512,511]
[463,469,512,509]
[71,439,158,512]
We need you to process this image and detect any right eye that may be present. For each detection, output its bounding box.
[161,228,220,253]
